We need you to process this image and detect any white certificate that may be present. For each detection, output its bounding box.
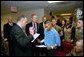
[36,45,47,48]
[31,33,40,42]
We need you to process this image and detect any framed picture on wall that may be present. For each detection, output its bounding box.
[11,5,17,13]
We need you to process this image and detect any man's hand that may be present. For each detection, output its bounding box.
[47,45,57,50]
[47,46,52,50]
[60,31,63,36]
[37,39,42,44]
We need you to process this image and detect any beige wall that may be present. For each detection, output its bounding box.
[1,8,44,33]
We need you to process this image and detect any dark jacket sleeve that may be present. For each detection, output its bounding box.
[37,23,44,40]
[10,25,33,47]
[3,24,7,38]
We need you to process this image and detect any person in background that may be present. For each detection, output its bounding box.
[63,18,72,42]
[51,17,62,35]
[75,18,83,43]
[56,16,61,27]
[9,15,34,56]
[3,15,16,56]
[44,20,61,56]
[66,39,83,56]
[60,20,66,42]
[37,16,47,44]
[26,14,39,35]
[70,16,76,44]
[25,14,39,56]
[34,16,47,56]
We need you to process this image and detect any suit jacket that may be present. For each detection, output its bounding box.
[25,22,39,35]
[25,22,39,45]
[10,24,33,56]
[3,23,16,56]
[3,23,16,39]
[38,22,44,40]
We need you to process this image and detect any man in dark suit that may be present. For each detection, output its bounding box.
[37,16,47,44]
[26,14,39,35]
[26,14,40,56]
[36,16,47,55]
[3,16,16,56]
[9,15,34,56]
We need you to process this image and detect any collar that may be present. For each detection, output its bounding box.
[17,22,23,29]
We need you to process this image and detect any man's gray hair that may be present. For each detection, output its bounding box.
[17,15,26,21]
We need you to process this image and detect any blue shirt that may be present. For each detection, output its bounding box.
[44,28,61,46]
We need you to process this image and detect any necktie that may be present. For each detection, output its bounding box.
[34,23,35,34]
[34,23,37,34]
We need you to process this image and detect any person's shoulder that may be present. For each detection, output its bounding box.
[39,22,43,26]
[52,28,57,31]
[11,24,21,33]
[57,25,61,28]
[40,22,43,24]
[11,24,16,28]
[26,22,32,26]
[75,28,79,31]
[4,23,9,25]
[12,24,19,30]
[52,28,57,32]
[52,28,59,34]
[3,23,7,26]
[13,22,16,25]
[44,28,47,32]
[10,25,16,32]
[28,22,32,24]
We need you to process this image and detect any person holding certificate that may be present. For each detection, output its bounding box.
[9,15,34,56]
[40,20,61,56]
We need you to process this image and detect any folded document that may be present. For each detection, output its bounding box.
[31,33,40,42]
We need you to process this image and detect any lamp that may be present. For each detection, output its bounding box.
[48,1,62,3]
[60,13,72,16]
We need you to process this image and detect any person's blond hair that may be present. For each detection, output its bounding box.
[42,16,46,20]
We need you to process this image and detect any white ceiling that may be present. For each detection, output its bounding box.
[1,1,83,14]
